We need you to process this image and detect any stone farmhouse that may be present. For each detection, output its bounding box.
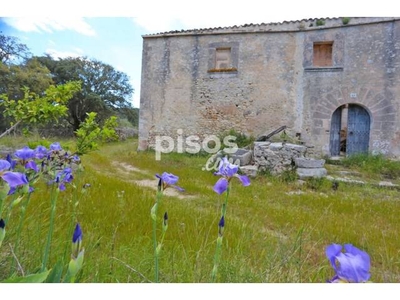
[138,17,400,157]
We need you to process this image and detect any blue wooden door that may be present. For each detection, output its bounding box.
[330,107,342,156]
[347,105,370,155]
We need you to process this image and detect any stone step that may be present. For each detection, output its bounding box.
[239,165,258,177]
[297,168,327,179]
[295,157,325,168]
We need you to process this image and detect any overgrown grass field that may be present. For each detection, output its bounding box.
[1,138,399,282]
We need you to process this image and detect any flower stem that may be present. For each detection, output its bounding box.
[211,184,230,282]
[41,186,59,272]
[221,184,230,218]
[151,190,163,283]
[11,193,31,273]
[211,236,223,282]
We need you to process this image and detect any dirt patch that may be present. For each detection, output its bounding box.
[112,161,146,174]
[112,161,195,200]
[134,179,195,199]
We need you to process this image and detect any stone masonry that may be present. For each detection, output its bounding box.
[253,141,306,175]
[139,17,400,158]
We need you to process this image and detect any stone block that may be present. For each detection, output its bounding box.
[295,158,325,168]
[254,141,271,148]
[240,165,258,178]
[269,142,283,151]
[284,143,307,153]
[296,168,327,179]
[231,148,253,166]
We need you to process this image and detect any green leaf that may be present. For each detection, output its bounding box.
[45,261,64,283]
[2,270,50,283]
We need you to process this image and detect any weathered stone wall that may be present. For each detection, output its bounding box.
[302,21,400,156]
[139,18,400,157]
[139,31,300,150]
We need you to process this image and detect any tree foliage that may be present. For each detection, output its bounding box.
[75,112,119,155]
[0,81,81,138]
[36,56,135,130]
[0,58,53,99]
[0,32,138,138]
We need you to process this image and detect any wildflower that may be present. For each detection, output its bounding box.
[326,243,371,283]
[213,157,250,194]
[72,155,80,163]
[72,223,83,259]
[155,172,184,191]
[65,223,84,282]
[53,167,73,191]
[14,146,35,161]
[0,160,29,188]
[218,216,225,237]
[50,142,62,152]
[5,154,16,170]
[34,145,48,159]
[0,219,5,247]
[163,212,168,228]
[14,146,39,172]
[152,172,183,282]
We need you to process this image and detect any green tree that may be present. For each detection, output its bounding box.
[0,81,81,138]
[0,32,31,64]
[36,56,134,131]
[75,112,119,155]
[116,106,139,127]
[0,58,53,99]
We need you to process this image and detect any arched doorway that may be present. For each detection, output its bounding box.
[330,104,370,156]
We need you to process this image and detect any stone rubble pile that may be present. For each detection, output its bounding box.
[253,142,307,175]
[209,142,328,179]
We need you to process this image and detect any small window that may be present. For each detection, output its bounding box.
[215,48,232,69]
[313,42,333,67]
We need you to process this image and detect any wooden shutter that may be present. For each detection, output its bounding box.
[313,42,333,67]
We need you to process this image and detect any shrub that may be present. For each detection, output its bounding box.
[219,129,255,149]
[342,17,351,25]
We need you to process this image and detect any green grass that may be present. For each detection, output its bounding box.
[1,139,399,282]
[339,153,400,180]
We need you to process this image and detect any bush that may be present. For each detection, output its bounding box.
[342,17,351,25]
[75,112,119,155]
[219,129,255,149]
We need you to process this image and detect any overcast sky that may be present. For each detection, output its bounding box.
[1,0,395,108]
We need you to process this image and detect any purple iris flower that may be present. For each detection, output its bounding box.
[218,216,225,237]
[155,172,184,191]
[6,154,16,170]
[50,142,62,152]
[73,223,83,244]
[326,243,371,283]
[213,157,250,194]
[14,146,35,161]
[0,159,29,188]
[72,223,83,259]
[54,167,73,191]
[13,146,39,172]
[34,145,48,159]
[25,160,39,173]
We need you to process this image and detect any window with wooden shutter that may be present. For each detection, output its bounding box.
[313,42,333,67]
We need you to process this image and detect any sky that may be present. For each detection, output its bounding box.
[0,0,395,109]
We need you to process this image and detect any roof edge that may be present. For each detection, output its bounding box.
[142,17,400,38]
